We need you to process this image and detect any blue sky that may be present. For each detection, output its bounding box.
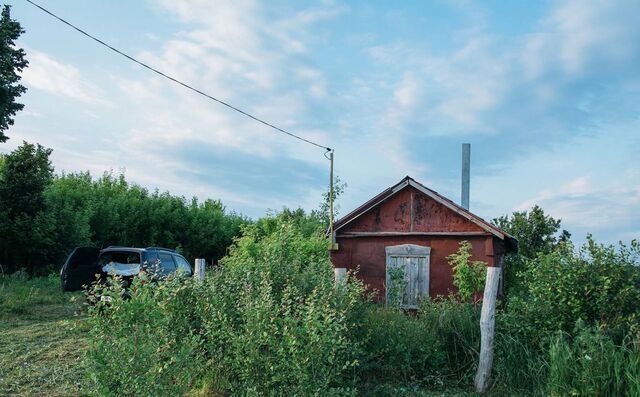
[3,0,639,244]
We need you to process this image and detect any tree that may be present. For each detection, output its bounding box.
[0,142,54,272]
[494,205,570,259]
[0,5,28,143]
[493,205,571,295]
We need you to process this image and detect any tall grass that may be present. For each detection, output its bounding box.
[359,298,480,392]
[0,272,73,317]
[547,327,639,397]
[494,332,547,394]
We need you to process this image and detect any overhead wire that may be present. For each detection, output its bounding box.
[24,0,332,152]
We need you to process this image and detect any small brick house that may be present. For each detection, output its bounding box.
[330,176,517,307]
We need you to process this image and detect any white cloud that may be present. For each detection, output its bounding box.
[120,0,342,158]
[359,0,640,142]
[20,50,107,105]
[515,174,640,233]
[523,0,640,79]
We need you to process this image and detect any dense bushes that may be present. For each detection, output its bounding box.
[86,219,367,396]
[494,237,640,395]
[506,238,640,338]
[196,222,366,396]
[0,142,247,274]
[84,209,640,396]
[86,275,203,397]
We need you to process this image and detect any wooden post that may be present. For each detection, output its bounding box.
[334,267,346,286]
[194,258,206,280]
[474,266,501,393]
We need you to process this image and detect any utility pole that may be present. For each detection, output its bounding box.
[328,149,338,251]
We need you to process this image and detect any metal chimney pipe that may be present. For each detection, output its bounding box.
[461,143,470,210]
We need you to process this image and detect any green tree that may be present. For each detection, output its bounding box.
[0,5,28,143]
[493,205,571,295]
[0,142,53,272]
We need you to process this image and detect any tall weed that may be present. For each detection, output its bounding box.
[360,298,480,390]
[547,326,638,396]
[85,275,203,397]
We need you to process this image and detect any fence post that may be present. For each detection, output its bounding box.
[475,266,501,393]
[334,268,346,287]
[194,258,206,280]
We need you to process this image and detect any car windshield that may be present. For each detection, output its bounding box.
[99,251,141,267]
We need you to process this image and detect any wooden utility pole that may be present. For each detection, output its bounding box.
[474,266,501,392]
[328,150,339,251]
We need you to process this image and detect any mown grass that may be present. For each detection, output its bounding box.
[0,273,89,396]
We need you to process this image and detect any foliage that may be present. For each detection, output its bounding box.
[361,307,447,384]
[0,142,54,273]
[316,176,347,227]
[447,241,486,304]
[418,300,481,382]
[547,325,639,397]
[85,274,202,397]
[0,272,73,318]
[360,300,480,391]
[0,157,247,273]
[493,329,547,393]
[0,5,28,143]
[493,205,570,295]
[386,266,407,309]
[254,207,325,238]
[85,219,367,396]
[199,221,366,396]
[505,237,640,339]
[494,237,640,394]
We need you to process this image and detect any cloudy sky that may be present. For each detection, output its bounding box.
[3,0,639,244]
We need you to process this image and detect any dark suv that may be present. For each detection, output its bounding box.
[60,246,192,292]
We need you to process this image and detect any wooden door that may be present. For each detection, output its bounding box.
[385,244,431,309]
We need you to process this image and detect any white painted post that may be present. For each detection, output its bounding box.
[474,266,501,393]
[334,268,347,286]
[194,258,206,280]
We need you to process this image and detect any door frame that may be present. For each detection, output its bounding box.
[385,244,431,308]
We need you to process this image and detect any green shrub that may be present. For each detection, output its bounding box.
[85,220,367,396]
[447,241,486,304]
[195,221,366,396]
[85,274,204,397]
[419,299,480,381]
[505,238,640,340]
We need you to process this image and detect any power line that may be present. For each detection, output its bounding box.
[24,0,332,152]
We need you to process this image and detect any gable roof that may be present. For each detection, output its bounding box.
[334,176,517,250]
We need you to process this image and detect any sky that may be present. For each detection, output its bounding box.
[3,0,639,245]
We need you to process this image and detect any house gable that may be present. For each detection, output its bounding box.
[338,185,486,234]
[334,177,516,250]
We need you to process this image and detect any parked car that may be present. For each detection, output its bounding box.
[60,246,192,292]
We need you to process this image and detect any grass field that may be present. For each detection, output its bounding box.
[0,274,502,397]
[0,273,89,397]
